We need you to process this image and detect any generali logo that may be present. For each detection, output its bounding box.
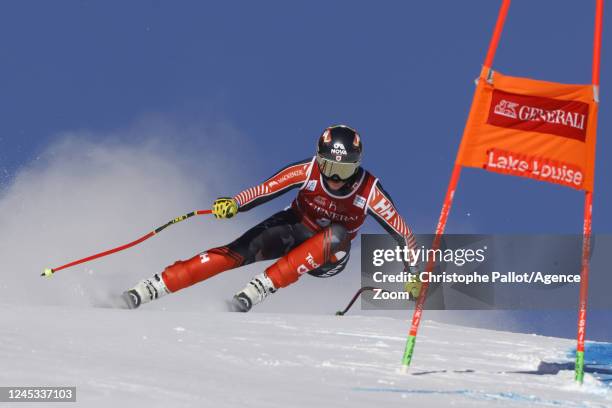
[493,99,519,118]
[487,90,589,142]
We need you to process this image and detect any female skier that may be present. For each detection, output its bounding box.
[124,125,419,311]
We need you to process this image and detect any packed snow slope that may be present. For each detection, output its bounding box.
[1,304,610,408]
[1,126,611,407]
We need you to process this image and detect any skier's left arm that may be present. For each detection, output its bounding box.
[367,181,418,269]
[367,181,421,299]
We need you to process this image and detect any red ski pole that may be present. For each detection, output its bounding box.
[42,209,212,277]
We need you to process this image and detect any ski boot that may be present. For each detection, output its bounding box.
[231,273,276,312]
[122,273,170,309]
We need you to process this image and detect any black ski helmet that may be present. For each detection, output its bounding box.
[316,125,363,181]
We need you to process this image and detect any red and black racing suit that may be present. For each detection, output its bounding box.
[161,157,417,292]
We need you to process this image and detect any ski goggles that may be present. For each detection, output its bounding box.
[316,155,360,181]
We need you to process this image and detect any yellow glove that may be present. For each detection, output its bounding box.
[212,197,239,219]
[404,267,422,301]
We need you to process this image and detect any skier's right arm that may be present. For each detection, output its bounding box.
[224,158,314,214]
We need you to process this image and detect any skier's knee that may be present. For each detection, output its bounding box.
[264,225,350,289]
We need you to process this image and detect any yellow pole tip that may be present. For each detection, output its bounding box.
[42,268,54,277]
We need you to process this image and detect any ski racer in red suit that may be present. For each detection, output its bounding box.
[124,125,419,311]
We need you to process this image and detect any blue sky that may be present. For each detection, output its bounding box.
[0,0,610,339]
[1,0,609,234]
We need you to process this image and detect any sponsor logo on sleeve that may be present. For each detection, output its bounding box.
[270,168,305,188]
[372,197,396,221]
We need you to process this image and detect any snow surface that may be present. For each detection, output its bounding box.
[1,304,610,408]
[1,129,610,407]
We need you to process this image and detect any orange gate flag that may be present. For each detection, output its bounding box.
[456,68,599,191]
